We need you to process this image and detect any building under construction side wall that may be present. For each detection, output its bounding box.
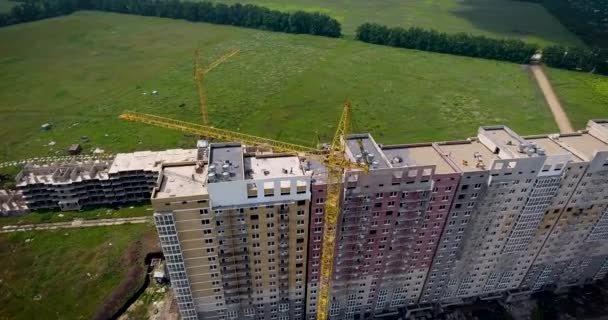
[11,119,608,320]
[15,149,197,211]
[152,142,312,320]
[304,120,608,320]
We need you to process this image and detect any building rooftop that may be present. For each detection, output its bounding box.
[245,155,304,180]
[109,149,197,174]
[382,144,456,174]
[154,165,206,199]
[481,126,527,158]
[553,133,608,161]
[305,158,329,185]
[436,140,497,172]
[16,161,112,186]
[593,119,608,130]
[524,136,582,160]
[344,134,390,170]
[208,143,244,182]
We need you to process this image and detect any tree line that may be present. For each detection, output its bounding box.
[355,22,537,64]
[543,45,608,75]
[0,0,342,38]
[356,22,608,76]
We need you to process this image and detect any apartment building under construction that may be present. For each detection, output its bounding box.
[152,142,312,320]
[13,119,608,320]
[145,119,608,320]
[15,149,196,211]
[304,120,608,319]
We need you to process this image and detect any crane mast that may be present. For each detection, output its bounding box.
[316,101,355,320]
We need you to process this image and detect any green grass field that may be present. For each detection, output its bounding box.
[545,68,608,130]
[212,0,582,46]
[0,12,558,164]
[0,224,154,320]
[0,204,152,226]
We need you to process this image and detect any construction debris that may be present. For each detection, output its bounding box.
[68,144,82,155]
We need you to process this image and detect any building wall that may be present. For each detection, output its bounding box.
[20,167,158,211]
[521,152,608,291]
[420,170,490,305]
[153,182,310,320]
[305,182,327,319]
[424,153,576,304]
[307,164,460,320]
[153,195,210,320]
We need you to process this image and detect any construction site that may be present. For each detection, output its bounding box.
[1,43,608,320]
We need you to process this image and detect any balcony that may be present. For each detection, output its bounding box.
[222,267,249,275]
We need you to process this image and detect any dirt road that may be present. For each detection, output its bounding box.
[0,216,152,233]
[530,65,574,133]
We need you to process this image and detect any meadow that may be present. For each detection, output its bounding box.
[0,204,152,226]
[0,11,557,165]
[212,0,582,46]
[0,224,154,319]
[545,68,608,129]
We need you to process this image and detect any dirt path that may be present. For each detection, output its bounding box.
[530,65,574,133]
[0,216,152,233]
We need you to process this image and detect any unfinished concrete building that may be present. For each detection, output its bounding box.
[152,142,311,320]
[16,150,196,211]
[0,189,28,216]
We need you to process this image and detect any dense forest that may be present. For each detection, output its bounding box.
[0,0,342,37]
[542,0,608,48]
[515,0,608,48]
[543,45,608,75]
[356,23,537,64]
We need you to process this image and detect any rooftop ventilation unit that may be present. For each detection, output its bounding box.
[537,147,546,156]
[518,143,528,153]
[366,153,375,164]
[526,148,535,157]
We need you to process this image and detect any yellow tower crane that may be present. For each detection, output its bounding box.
[118,101,365,320]
[194,48,240,126]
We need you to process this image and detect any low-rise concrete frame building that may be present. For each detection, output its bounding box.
[15,149,197,211]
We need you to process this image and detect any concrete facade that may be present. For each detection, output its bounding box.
[15,119,608,319]
[15,150,196,211]
[152,143,311,320]
[304,121,608,319]
[519,121,608,293]
[305,135,460,319]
